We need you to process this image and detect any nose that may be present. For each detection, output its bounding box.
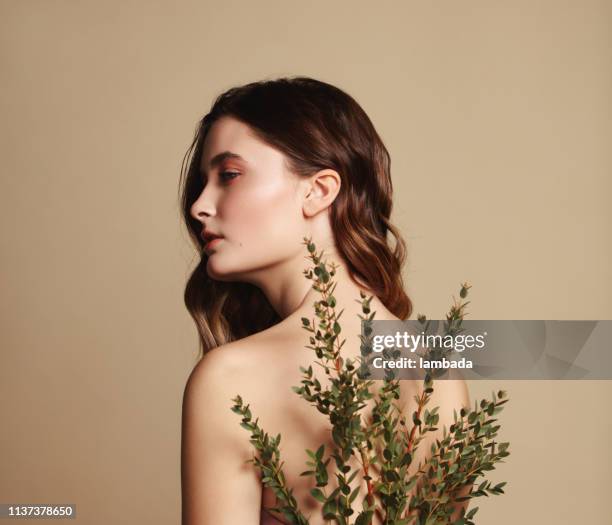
[190,185,216,223]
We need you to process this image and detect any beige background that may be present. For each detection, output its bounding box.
[1,1,611,524]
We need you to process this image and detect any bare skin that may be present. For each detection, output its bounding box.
[181,116,470,524]
[182,286,470,524]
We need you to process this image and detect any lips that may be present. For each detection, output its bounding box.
[204,237,223,251]
[201,230,223,243]
[201,230,223,252]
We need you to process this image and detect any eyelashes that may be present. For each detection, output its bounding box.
[219,171,240,183]
[199,171,240,189]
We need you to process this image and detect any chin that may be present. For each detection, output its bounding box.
[206,264,228,281]
[205,257,240,282]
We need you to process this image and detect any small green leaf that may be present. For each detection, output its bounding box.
[310,488,326,503]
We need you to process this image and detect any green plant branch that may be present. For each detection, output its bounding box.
[230,396,309,525]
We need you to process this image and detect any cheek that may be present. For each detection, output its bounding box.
[223,183,303,250]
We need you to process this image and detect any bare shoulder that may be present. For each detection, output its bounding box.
[184,336,264,402]
[183,340,250,425]
[184,329,288,411]
[181,335,273,474]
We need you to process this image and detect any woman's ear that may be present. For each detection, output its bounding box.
[302,169,341,217]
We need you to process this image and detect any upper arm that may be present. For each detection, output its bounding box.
[181,348,262,525]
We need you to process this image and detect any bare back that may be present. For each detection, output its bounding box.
[229,312,427,525]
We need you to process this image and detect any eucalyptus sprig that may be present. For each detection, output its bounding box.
[231,237,510,525]
[231,396,309,524]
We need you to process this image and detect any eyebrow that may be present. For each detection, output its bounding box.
[200,151,246,176]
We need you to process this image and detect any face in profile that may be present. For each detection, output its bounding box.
[190,116,307,283]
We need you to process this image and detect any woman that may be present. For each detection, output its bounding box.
[179,77,469,524]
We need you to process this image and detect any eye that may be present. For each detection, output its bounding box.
[220,171,240,183]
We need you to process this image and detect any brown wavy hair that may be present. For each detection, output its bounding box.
[178,76,412,358]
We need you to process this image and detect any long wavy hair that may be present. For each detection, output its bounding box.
[179,76,412,358]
